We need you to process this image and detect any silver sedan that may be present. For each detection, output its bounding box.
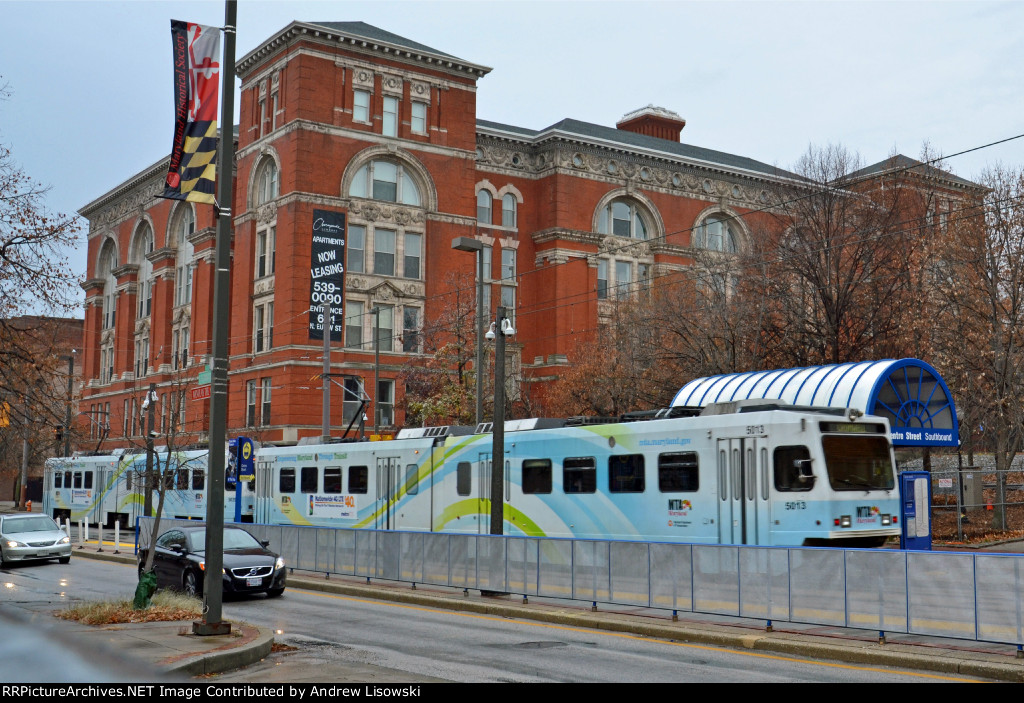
[0,514,72,565]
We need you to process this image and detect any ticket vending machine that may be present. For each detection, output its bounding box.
[900,470,932,550]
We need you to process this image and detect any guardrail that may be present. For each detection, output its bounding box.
[138,518,1024,648]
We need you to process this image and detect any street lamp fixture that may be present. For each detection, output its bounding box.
[451,236,486,426]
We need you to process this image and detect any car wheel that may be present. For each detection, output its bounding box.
[183,569,201,598]
[266,587,285,598]
[58,556,70,564]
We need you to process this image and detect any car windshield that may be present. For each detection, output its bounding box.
[188,528,262,551]
[2,516,60,533]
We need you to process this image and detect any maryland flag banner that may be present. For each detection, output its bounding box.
[162,20,221,204]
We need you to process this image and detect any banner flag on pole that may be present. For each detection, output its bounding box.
[161,20,221,204]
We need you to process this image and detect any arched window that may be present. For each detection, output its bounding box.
[255,158,279,205]
[349,160,421,206]
[98,241,118,331]
[132,223,154,320]
[598,199,648,239]
[501,193,517,228]
[477,190,493,224]
[694,215,738,253]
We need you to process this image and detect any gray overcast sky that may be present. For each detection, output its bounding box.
[2,0,1023,309]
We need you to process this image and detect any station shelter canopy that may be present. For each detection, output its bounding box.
[671,359,958,448]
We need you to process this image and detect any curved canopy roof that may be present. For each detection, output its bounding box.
[671,359,958,447]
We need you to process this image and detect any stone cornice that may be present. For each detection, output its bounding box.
[237,22,492,81]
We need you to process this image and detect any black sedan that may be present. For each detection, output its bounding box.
[138,525,286,598]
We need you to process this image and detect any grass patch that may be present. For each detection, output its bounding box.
[56,591,202,625]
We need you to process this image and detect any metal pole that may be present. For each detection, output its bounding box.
[475,249,484,426]
[322,299,331,442]
[372,307,381,435]
[196,0,235,637]
[491,306,505,535]
[145,383,155,516]
[64,353,73,457]
[451,237,485,426]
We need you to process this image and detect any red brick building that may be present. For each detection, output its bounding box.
[77,21,962,449]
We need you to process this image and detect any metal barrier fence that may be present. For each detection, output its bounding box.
[138,517,1024,648]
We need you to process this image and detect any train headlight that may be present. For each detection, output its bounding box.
[839,515,852,528]
[881,514,891,525]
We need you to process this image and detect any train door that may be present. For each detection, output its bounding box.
[254,459,273,523]
[375,456,401,529]
[477,452,491,534]
[716,437,770,545]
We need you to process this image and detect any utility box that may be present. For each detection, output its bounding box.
[900,471,932,550]
[961,467,984,510]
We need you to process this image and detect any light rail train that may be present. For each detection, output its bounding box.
[44,401,901,547]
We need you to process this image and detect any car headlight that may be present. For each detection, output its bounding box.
[5,540,25,548]
[198,561,226,575]
[275,557,285,570]
[58,536,70,545]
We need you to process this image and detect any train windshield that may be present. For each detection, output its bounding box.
[822,435,895,491]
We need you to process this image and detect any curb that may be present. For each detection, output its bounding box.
[165,623,275,676]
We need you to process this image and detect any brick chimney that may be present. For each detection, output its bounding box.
[616,105,686,142]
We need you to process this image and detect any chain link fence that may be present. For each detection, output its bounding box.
[900,456,1024,542]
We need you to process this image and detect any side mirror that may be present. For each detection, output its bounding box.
[171,544,186,554]
[794,459,816,486]
[260,540,270,549]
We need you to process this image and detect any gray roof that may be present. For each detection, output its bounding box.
[479,117,802,181]
[308,21,461,60]
[849,154,981,190]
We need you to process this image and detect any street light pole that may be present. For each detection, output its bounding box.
[370,306,382,435]
[63,352,74,457]
[451,237,485,426]
[488,305,514,535]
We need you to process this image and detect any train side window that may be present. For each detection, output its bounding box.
[126,469,133,490]
[609,454,645,493]
[524,456,557,495]
[164,468,175,489]
[456,462,471,496]
[405,464,419,495]
[73,471,82,489]
[349,466,368,494]
[176,468,189,490]
[774,445,813,492]
[279,467,296,493]
[522,459,552,494]
[192,468,205,491]
[65,471,72,488]
[84,471,94,489]
[54,472,62,488]
[658,452,699,492]
[301,466,318,493]
[324,466,342,494]
[563,457,596,493]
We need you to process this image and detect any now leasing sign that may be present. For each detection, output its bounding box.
[308,209,346,341]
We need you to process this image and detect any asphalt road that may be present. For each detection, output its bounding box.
[0,555,995,683]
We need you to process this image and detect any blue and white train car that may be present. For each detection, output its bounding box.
[43,447,255,527]
[253,403,901,547]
